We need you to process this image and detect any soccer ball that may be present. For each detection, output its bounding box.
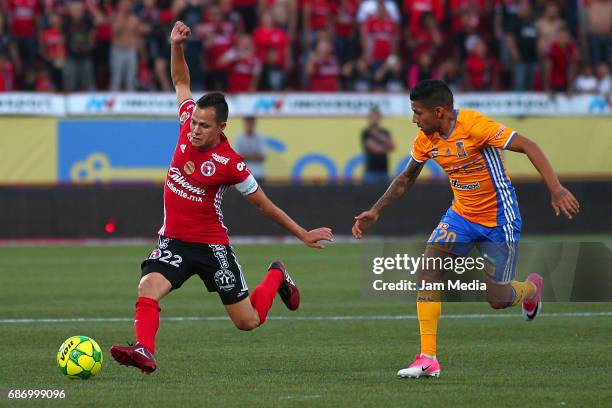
[57,336,103,379]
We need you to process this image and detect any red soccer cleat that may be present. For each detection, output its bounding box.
[270,261,300,311]
[522,273,543,321]
[110,343,157,374]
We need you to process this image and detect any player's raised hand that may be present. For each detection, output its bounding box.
[170,21,191,45]
[301,227,334,249]
[352,209,379,240]
[551,186,580,220]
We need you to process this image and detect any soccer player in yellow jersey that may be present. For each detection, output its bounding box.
[352,80,580,378]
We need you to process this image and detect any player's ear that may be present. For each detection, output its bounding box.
[218,121,227,132]
[434,106,444,118]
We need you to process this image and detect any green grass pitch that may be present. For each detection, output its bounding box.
[0,242,611,407]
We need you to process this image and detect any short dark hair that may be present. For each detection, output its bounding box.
[409,79,453,109]
[196,92,229,123]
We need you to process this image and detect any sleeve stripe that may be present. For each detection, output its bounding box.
[410,154,423,163]
[178,98,195,111]
[503,131,517,150]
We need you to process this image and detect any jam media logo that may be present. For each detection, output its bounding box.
[86,96,116,112]
[254,97,284,113]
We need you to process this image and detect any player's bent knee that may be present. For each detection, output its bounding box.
[234,317,259,331]
[138,273,171,300]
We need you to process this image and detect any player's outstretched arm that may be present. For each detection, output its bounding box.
[507,134,580,219]
[170,21,193,105]
[244,188,334,249]
[352,158,424,239]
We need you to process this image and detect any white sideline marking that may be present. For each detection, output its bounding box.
[0,312,610,324]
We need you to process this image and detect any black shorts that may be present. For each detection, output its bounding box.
[141,236,249,305]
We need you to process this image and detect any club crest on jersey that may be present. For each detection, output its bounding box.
[179,110,191,125]
[201,161,216,176]
[184,161,195,175]
[214,269,236,291]
[456,141,468,158]
[148,249,162,259]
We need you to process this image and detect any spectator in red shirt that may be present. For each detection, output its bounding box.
[305,38,339,91]
[219,33,262,92]
[405,12,443,63]
[464,37,500,90]
[39,13,66,90]
[302,0,333,49]
[7,0,40,66]
[253,10,291,71]
[332,0,359,64]
[260,0,298,41]
[544,26,579,93]
[361,1,399,72]
[202,4,238,90]
[448,0,490,35]
[403,0,444,34]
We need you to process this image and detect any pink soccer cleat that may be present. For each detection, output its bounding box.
[522,273,543,321]
[397,354,441,378]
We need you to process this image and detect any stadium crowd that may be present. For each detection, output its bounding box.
[0,0,610,95]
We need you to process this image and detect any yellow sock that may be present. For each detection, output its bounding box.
[417,291,441,357]
[510,280,536,307]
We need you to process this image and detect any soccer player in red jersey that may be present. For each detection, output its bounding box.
[352,80,579,378]
[110,21,333,374]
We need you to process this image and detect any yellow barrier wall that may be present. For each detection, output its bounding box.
[0,118,57,183]
[0,116,610,183]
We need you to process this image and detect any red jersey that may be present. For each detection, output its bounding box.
[202,21,236,71]
[8,0,39,37]
[364,15,397,62]
[39,28,66,60]
[548,42,578,90]
[308,55,339,91]
[333,0,358,38]
[403,0,444,32]
[226,50,262,92]
[252,27,289,67]
[303,0,332,30]
[465,53,498,90]
[159,99,258,244]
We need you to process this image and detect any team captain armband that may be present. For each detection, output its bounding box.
[234,174,259,196]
